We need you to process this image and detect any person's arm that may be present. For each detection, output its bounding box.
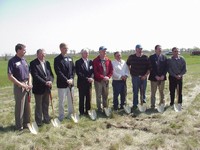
[106,60,113,79]
[180,57,187,76]
[54,57,68,81]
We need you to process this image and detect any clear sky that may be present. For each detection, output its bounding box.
[0,0,199,55]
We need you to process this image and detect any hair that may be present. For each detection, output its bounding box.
[155,45,161,50]
[59,43,67,49]
[15,43,25,52]
[81,48,89,54]
[36,49,44,55]
[114,51,120,56]
[172,47,178,51]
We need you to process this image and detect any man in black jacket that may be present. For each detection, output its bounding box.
[54,43,75,121]
[30,49,54,126]
[148,45,168,108]
[75,48,94,115]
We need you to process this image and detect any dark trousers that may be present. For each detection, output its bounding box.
[78,86,91,115]
[169,75,183,105]
[112,80,127,110]
[34,89,50,125]
[14,84,30,130]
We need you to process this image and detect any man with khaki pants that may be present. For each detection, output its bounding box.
[93,46,113,112]
[148,45,168,108]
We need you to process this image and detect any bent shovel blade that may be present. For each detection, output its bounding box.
[138,104,146,112]
[27,123,37,135]
[104,107,112,117]
[71,113,79,123]
[123,105,131,114]
[88,110,97,120]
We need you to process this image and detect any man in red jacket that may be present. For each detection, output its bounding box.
[93,46,113,112]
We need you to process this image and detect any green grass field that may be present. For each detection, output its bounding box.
[0,52,200,150]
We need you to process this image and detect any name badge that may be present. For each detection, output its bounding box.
[15,61,21,66]
[68,58,72,61]
[90,66,93,69]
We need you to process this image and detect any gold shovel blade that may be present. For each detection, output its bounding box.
[138,104,147,112]
[104,107,112,117]
[157,104,165,113]
[123,105,131,114]
[88,110,97,120]
[71,113,79,123]
[27,123,38,134]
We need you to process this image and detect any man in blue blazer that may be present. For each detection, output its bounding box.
[30,49,54,126]
[54,43,75,121]
[75,48,94,115]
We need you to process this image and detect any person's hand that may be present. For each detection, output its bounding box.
[46,81,52,88]
[155,76,160,81]
[176,75,182,80]
[67,79,73,85]
[103,76,109,81]
[141,75,147,80]
[88,78,94,83]
[160,75,165,81]
[22,83,32,91]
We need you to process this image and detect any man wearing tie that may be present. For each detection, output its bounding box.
[75,48,94,115]
[30,49,54,126]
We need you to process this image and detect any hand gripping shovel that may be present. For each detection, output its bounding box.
[27,91,38,134]
[174,84,181,112]
[49,92,61,127]
[69,86,80,123]
[138,83,147,112]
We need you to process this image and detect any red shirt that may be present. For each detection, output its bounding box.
[93,55,113,82]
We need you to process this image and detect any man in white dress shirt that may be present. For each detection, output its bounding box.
[112,51,129,110]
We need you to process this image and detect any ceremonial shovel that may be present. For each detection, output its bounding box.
[69,86,80,123]
[49,92,61,127]
[27,91,38,134]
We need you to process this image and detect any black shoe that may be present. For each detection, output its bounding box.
[43,120,50,124]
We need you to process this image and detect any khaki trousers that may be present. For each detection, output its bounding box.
[94,80,109,111]
[150,81,165,108]
[14,84,30,130]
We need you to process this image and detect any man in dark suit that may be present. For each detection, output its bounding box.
[75,48,94,115]
[30,49,54,126]
[148,45,168,108]
[54,43,75,121]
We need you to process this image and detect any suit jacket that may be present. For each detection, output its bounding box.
[148,54,168,81]
[75,58,93,89]
[54,54,74,88]
[30,58,54,94]
[93,55,113,82]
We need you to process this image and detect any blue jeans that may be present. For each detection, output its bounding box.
[112,80,127,110]
[132,76,147,106]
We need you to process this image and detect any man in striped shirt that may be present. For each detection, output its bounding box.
[126,44,151,109]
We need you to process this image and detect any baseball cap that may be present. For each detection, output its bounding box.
[135,44,143,49]
[99,46,107,51]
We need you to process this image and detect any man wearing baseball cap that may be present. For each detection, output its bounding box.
[126,44,151,110]
[93,46,113,112]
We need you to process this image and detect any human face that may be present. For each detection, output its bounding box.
[172,48,179,58]
[155,46,162,55]
[17,46,26,57]
[60,45,68,55]
[82,51,89,59]
[99,50,106,58]
[114,52,121,61]
[37,50,46,62]
[136,47,142,55]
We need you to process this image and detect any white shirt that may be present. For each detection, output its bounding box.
[112,59,129,80]
[39,59,46,75]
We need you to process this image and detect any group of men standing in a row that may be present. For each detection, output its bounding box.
[7,43,186,131]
